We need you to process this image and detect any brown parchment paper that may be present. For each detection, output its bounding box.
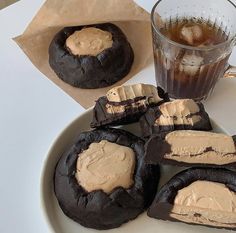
[14,0,153,108]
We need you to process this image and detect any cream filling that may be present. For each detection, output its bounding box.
[106,98,150,114]
[106,84,162,103]
[155,99,201,126]
[164,130,236,165]
[66,27,113,56]
[75,140,135,193]
[105,84,163,114]
[170,181,236,227]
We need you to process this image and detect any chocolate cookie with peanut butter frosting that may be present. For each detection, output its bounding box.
[91,83,169,128]
[145,130,236,167]
[54,128,160,230]
[148,167,236,230]
[140,99,212,137]
[49,23,134,89]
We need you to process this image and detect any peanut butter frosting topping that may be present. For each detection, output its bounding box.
[66,27,113,56]
[75,140,135,193]
[170,181,236,227]
[155,99,201,126]
[164,131,236,165]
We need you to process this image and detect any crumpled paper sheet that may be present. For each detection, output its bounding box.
[15,0,153,108]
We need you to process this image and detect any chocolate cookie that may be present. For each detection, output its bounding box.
[145,130,236,167]
[49,23,134,89]
[140,99,212,137]
[54,128,160,230]
[91,84,169,128]
[148,167,236,230]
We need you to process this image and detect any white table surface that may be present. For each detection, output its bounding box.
[0,0,236,232]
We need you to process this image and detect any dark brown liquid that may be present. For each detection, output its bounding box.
[160,18,227,47]
[153,18,230,100]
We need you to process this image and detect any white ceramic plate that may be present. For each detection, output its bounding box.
[41,108,231,233]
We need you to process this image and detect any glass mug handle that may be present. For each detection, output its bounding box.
[224,43,236,78]
[224,64,236,78]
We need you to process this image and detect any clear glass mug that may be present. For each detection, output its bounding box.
[151,0,236,100]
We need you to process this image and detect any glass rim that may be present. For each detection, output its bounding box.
[151,0,236,51]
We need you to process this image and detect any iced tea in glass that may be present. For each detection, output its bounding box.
[151,0,236,100]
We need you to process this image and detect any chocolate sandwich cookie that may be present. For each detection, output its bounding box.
[140,99,212,137]
[49,23,134,89]
[145,130,236,167]
[54,128,160,230]
[148,167,236,230]
[91,84,169,128]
